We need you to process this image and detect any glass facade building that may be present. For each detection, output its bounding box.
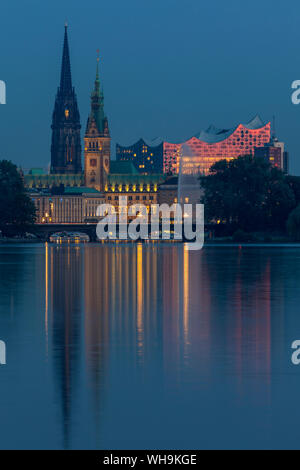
[116,138,164,174]
[163,115,271,175]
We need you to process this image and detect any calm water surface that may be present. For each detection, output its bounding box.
[0,243,300,449]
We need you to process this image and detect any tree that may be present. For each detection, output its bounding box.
[201,155,295,233]
[267,168,296,229]
[0,160,36,236]
[287,175,300,206]
[287,205,300,241]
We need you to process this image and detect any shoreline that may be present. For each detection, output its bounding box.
[1,238,300,246]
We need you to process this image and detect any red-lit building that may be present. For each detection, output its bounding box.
[163,115,271,175]
[254,137,289,173]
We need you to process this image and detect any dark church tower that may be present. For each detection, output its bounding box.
[51,25,82,174]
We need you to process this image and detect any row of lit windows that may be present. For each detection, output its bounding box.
[120,157,156,166]
[87,141,101,150]
[106,195,154,201]
[105,184,158,192]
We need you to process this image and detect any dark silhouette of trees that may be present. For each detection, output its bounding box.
[201,155,295,233]
[287,175,300,206]
[287,205,300,241]
[0,160,36,236]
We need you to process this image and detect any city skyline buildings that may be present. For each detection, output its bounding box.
[117,116,290,175]
[46,26,285,178]
[1,2,300,175]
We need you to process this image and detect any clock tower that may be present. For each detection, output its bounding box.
[84,55,110,191]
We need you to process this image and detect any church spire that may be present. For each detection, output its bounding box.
[89,52,106,135]
[84,52,111,191]
[51,25,82,174]
[94,50,100,94]
[59,24,72,94]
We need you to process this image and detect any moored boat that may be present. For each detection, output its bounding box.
[49,232,90,243]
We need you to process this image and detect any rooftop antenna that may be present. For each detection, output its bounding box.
[272,115,276,139]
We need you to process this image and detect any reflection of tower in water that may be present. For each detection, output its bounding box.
[84,246,110,442]
[49,245,83,449]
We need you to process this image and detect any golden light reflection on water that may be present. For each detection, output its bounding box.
[43,243,276,446]
[43,244,275,379]
[45,242,49,355]
[183,245,189,348]
[137,244,144,362]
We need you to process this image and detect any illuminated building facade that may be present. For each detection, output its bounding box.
[116,138,164,174]
[29,162,164,224]
[163,116,271,175]
[157,176,179,206]
[104,161,163,218]
[254,137,289,173]
[30,187,104,224]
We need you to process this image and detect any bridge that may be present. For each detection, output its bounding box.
[34,223,98,241]
[34,222,213,243]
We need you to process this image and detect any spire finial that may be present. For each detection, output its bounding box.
[95,49,100,82]
[60,23,72,93]
[89,52,106,135]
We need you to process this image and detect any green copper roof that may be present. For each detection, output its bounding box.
[64,186,102,194]
[110,161,139,175]
[28,168,45,176]
[24,168,166,190]
[25,173,84,188]
[108,172,165,185]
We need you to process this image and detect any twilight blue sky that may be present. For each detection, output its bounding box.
[1,0,300,174]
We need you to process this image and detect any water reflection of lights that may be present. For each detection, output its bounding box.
[137,244,144,362]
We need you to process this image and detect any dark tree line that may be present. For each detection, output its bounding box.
[201,155,300,238]
[0,160,36,236]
